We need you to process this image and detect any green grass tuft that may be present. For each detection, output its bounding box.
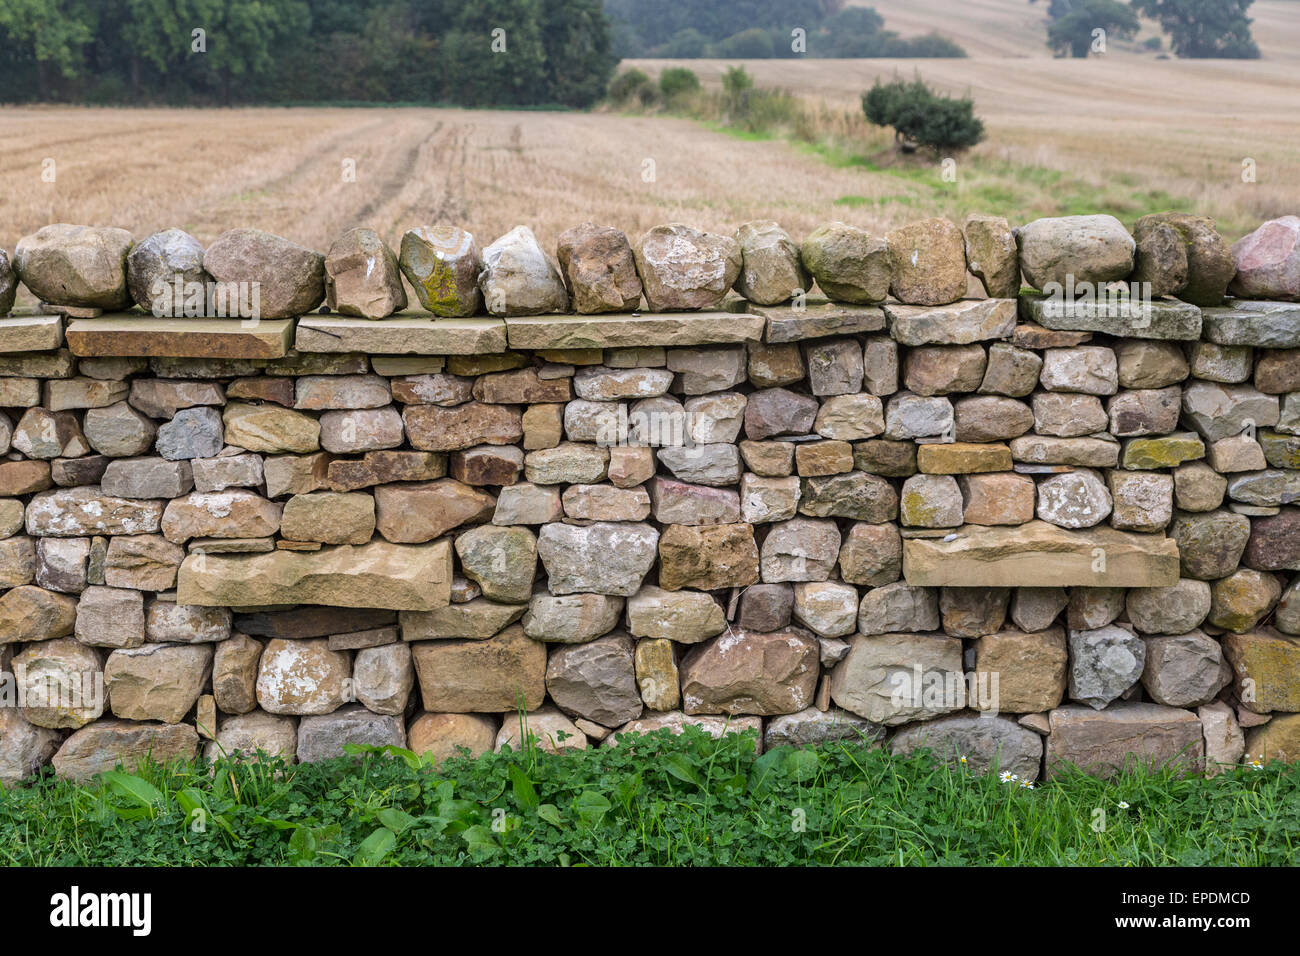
[2,729,1297,867]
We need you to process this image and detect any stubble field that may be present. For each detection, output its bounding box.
[1,38,1297,299]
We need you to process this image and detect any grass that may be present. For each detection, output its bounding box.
[637,81,1222,233]
[2,728,1297,866]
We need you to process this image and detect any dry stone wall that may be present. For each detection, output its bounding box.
[2,212,1300,784]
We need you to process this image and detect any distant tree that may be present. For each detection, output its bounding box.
[540,0,618,108]
[0,0,94,97]
[659,28,710,58]
[1046,0,1138,56]
[1130,0,1260,58]
[716,27,777,58]
[607,67,653,104]
[440,0,548,107]
[862,77,984,152]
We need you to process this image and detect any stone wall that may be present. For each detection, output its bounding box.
[1,213,1299,784]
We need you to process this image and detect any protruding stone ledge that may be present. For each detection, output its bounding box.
[295,314,506,355]
[746,299,885,343]
[176,538,453,610]
[1046,703,1204,779]
[902,519,1180,587]
[0,314,63,352]
[65,316,293,358]
[1201,300,1300,348]
[504,311,764,349]
[1019,292,1202,340]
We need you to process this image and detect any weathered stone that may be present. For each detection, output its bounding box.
[191,454,261,493]
[830,632,964,725]
[1181,381,1279,443]
[209,633,262,714]
[103,534,184,590]
[633,223,740,312]
[904,344,986,396]
[853,438,917,476]
[1066,587,1126,631]
[657,443,741,486]
[104,643,211,723]
[1068,625,1145,709]
[0,585,77,643]
[747,342,804,388]
[398,225,482,316]
[764,708,882,749]
[1170,510,1251,580]
[0,460,51,496]
[1222,630,1300,713]
[12,408,89,459]
[538,521,659,595]
[1199,700,1246,775]
[403,401,521,452]
[154,406,223,460]
[1230,215,1300,300]
[838,522,902,586]
[1107,386,1181,437]
[554,222,642,314]
[203,228,324,318]
[954,395,1034,443]
[733,220,807,306]
[1016,215,1134,289]
[885,391,955,441]
[900,474,963,528]
[178,539,452,611]
[886,218,966,306]
[1122,432,1205,470]
[964,213,1019,298]
[681,629,818,716]
[857,583,940,635]
[223,403,320,454]
[893,714,1044,780]
[545,633,642,726]
[666,345,748,395]
[606,711,763,748]
[792,581,857,637]
[277,492,374,546]
[351,643,413,715]
[1208,568,1282,633]
[903,520,1180,588]
[657,523,758,591]
[525,442,609,484]
[74,585,145,648]
[979,342,1042,398]
[53,719,198,782]
[759,517,839,582]
[1207,434,1267,473]
[254,638,349,715]
[959,472,1035,525]
[743,388,818,440]
[0,708,61,786]
[14,223,133,310]
[1046,702,1203,779]
[412,625,545,712]
[297,706,405,762]
[145,599,231,644]
[324,227,406,319]
[1257,349,1300,394]
[264,452,331,498]
[479,226,568,315]
[1107,470,1173,532]
[50,455,111,488]
[887,298,1017,346]
[862,335,899,396]
[1126,579,1211,635]
[161,490,281,544]
[800,222,890,304]
[205,711,296,761]
[1029,392,1112,442]
[491,482,563,525]
[34,538,89,593]
[1010,587,1069,633]
[737,583,793,632]
[455,525,537,604]
[128,378,224,420]
[633,637,681,711]
[1131,219,1189,298]
[1141,631,1228,707]
[794,440,852,477]
[1039,346,1118,395]
[495,707,588,753]
[318,406,404,454]
[406,712,496,764]
[1036,468,1112,529]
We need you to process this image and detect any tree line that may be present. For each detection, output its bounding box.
[0,0,618,106]
[1033,0,1261,58]
[605,0,966,58]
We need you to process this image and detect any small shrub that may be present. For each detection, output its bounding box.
[608,68,653,105]
[658,67,701,102]
[862,76,984,152]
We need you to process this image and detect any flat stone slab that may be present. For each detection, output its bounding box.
[1019,292,1202,340]
[903,519,1180,587]
[66,316,293,358]
[885,298,1017,346]
[0,314,63,352]
[295,314,506,355]
[1201,300,1300,348]
[176,538,452,611]
[505,311,764,349]
[747,300,886,343]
